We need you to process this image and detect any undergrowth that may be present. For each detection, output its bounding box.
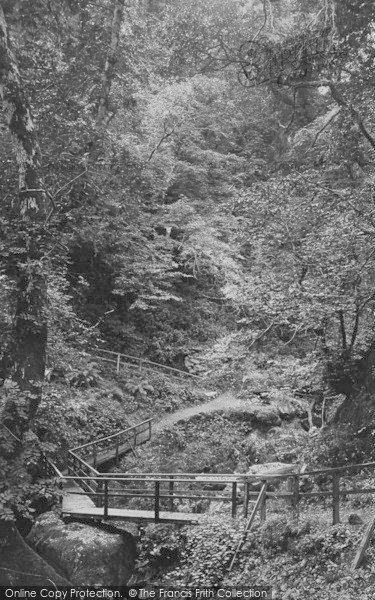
[136,513,375,599]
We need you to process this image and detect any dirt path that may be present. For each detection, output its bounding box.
[153,391,250,431]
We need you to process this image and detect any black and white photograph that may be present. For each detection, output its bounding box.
[1,1,375,598]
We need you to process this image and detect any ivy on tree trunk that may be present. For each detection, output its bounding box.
[96,0,125,132]
[0,4,47,427]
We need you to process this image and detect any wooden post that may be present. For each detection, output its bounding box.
[260,480,267,522]
[232,482,237,518]
[353,514,375,569]
[287,477,293,506]
[243,481,249,518]
[115,438,119,466]
[96,479,102,508]
[148,420,152,441]
[139,359,143,374]
[332,474,340,525]
[104,480,109,518]
[58,479,63,504]
[155,480,160,523]
[292,476,300,523]
[169,477,174,512]
[292,476,300,509]
[93,445,97,469]
[228,482,267,573]
[116,353,120,374]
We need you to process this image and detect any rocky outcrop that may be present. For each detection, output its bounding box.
[26,512,136,586]
[249,406,282,427]
[208,462,300,512]
[277,398,306,421]
[0,522,71,586]
[247,462,300,478]
[246,462,301,492]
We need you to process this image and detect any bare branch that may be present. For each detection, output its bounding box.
[253,0,268,42]
[312,106,341,147]
[283,326,300,345]
[248,320,275,348]
[148,120,183,161]
[328,82,375,151]
[338,310,347,350]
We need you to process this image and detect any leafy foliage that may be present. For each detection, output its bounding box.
[164,515,243,586]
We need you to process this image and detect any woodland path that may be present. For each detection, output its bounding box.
[153,391,248,432]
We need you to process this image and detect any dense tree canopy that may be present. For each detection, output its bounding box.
[2,0,375,524]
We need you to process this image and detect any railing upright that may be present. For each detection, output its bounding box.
[169,476,175,512]
[104,480,109,518]
[292,475,300,510]
[243,482,249,518]
[96,479,103,508]
[116,354,121,374]
[58,479,63,503]
[231,482,237,518]
[332,475,340,525]
[155,480,160,523]
[260,480,267,522]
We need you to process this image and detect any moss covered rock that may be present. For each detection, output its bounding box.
[26,512,136,585]
[251,406,281,427]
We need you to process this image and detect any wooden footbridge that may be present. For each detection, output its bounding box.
[42,417,375,535]
[45,418,257,525]
[4,413,375,568]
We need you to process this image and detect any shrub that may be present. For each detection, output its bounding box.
[164,516,243,586]
[260,515,306,555]
[295,525,354,563]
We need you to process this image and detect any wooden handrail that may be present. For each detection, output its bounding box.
[96,471,242,478]
[70,418,152,452]
[45,459,64,479]
[56,475,248,484]
[68,451,99,476]
[242,460,375,481]
[92,348,203,380]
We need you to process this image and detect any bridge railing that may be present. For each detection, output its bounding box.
[60,474,255,520]
[242,461,375,525]
[92,348,203,381]
[59,459,375,529]
[70,418,153,468]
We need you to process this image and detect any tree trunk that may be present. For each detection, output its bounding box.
[96,0,125,133]
[0,5,47,426]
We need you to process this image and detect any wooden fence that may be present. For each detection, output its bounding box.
[92,348,203,381]
[70,418,153,468]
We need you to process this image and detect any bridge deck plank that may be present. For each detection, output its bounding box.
[63,482,96,511]
[62,505,203,524]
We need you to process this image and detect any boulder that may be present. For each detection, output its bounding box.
[251,406,281,427]
[247,462,300,478]
[0,522,71,586]
[246,462,300,491]
[26,512,136,586]
[278,399,306,420]
[111,387,125,402]
[348,513,363,525]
